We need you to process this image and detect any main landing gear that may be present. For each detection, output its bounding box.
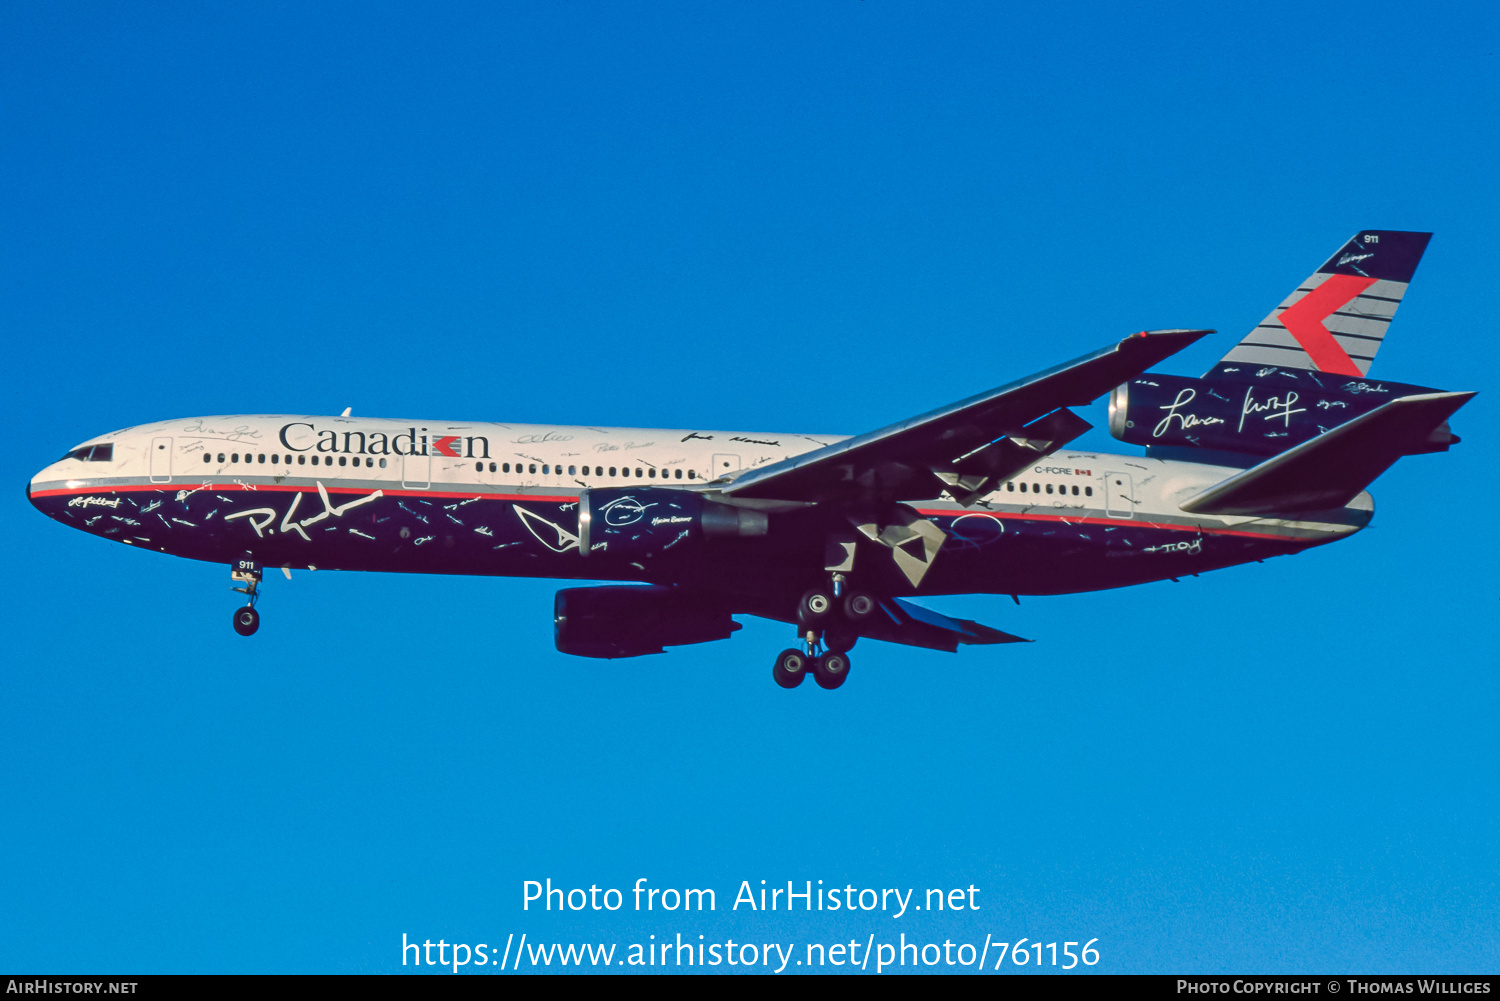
[230,554,262,636]
[771,577,876,691]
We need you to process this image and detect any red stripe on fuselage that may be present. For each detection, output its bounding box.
[29,482,581,503]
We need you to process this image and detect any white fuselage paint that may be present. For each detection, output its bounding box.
[29,414,1371,549]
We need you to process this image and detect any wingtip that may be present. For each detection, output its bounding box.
[1140,333,1212,345]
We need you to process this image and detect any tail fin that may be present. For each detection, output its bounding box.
[1209,230,1432,379]
[1180,390,1473,516]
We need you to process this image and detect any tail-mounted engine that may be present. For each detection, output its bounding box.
[578,487,768,559]
[1108,370,1459,460]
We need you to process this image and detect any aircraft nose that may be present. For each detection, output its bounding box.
[27,463,60,516]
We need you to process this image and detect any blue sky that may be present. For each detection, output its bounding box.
[3,1,1497,973]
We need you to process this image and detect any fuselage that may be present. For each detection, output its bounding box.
[27,414,1372,601]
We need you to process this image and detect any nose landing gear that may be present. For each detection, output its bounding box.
[230,554,261,636]
[232,605,260,636]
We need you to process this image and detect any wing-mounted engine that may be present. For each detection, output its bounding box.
[554,584,740,658]
[578,487,768,559]
[1108,370,1460,461]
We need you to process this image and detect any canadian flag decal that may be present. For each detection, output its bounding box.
[432,435,461,457]
[1277,274,1375,377]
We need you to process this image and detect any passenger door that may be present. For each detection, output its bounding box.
[402,453,431,489]
[149,437,172,483]
[710,453,741,481]
[1103,471,1135,519]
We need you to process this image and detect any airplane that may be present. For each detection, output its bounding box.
[27,230,1472,691]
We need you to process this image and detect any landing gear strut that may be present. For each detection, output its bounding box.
[230,554,261,636]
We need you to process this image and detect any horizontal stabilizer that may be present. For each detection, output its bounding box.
[1180,391,1475,516]
[858,597,1029,653]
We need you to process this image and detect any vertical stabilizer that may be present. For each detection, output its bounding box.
[1210,230,1431,378]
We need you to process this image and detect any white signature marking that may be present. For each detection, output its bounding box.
[513,505,580,553]
[1238,387,1306,433]
[1153,388,1227,438]
[225,482,384,540]
[68,495,121,509]
[1143,538,1202,555]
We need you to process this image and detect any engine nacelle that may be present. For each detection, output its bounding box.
[1108,370,1454,459]
[553,585,740,658]
[578,487,767,559]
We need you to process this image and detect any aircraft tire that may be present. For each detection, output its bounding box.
[796,588,834,627]
[773,649,808,689]
[843,591,876,621]
[813,652,851,690]
[232,606,260,637]
[824,625,858,654]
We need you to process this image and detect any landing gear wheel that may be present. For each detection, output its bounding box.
[823,625,858,654]
[232,606,260,637]
[773,649,809,689]
[843,591,876,622]
[814,652,851,690]
[796,588,835,628]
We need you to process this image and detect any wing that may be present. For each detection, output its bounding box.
[720,329,1212,506]
[733,591,1027,651]
[861,597,1029,652]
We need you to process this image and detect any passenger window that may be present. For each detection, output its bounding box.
[379,458,387,469]
[543,465,550,475]
[271,454,279,464]
[688,470,696,480]
[203,454,212,464]
[609,467,617,476]
[1085,486,1093,497]
[529,464,537,474]
[675,469,682,479]
[649,468,656,478]
[1046,483,1053,494]
[568,465,576,475]
[1019,482,1026,493]
[297,455,306,465]
[258,454,266,463]
[1072,485,1079,496]
[489,462,497,472]
[503,463,510,473]
[1006,481,1014,491]
[231,453,239,463]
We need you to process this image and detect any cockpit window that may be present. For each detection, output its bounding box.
[61,444,113,462]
